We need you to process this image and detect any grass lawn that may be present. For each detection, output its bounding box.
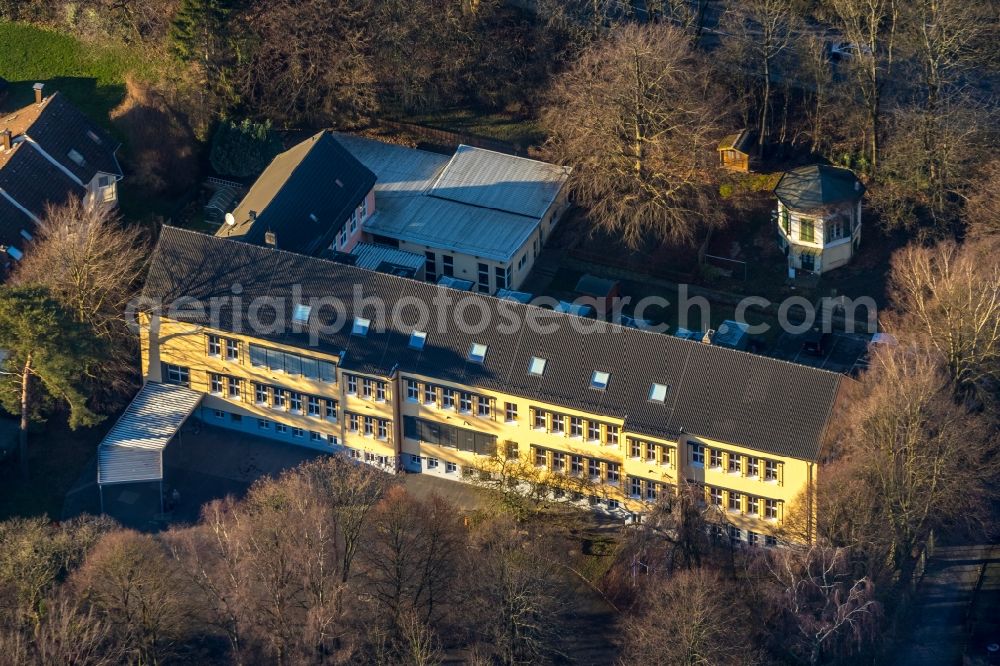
[0,21,164,128]
[0,415,107,521]
[401,107,545,149]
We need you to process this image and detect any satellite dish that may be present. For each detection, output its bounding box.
[224,212,236,226]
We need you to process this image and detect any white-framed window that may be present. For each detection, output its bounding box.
[409,330,427,350]
[528,356,547,376]
[505,402,517,422]
[747,531,759,546]
[606,462,620,484]
[551,413,564,433]
[423,385,436,405]
[446,461,457,473]
[325,400,337,421]
[646,443,657,463]
[630,440,642,458]
[765,499,779,520]
[311,431,323,442]
[375,382,386,402]
[275,423,288,434]
[164,364,190,386]
[747,496,760,516]
[362,378,373,399]
[552,451,565,471]
[607,425,619,446]
[645,481,659,502]
[346,375,357,394]
[427,457,439,469]
[691,443,705,465]
[273,389,286,409]
[209,373,223,395]
[534,409,547,430]
[607,499,620,511]
[348,413,359,432]
[212,409,225,419]
[728,492,742,513]
[257,418,270,430]
[661,447,673,467]
[710,487,723,506]
[765,460,779,482]
[363,417,375,437]
[710,449,723,469]
[588,459,600,480]
[227,376,240,399]
[506,442,519,460]
[534,448,547,467]
[225,338,239,361]
[587,421,600,442]
[289,392,302,413]
[630,477,642,497]
[328,434,339,445]
[765,535,778,547]
[254,383,268,404]
[307,396,321,417]
[747,457,760,478]
[406,379,419,401]
[292,427,304,438]
[442,389,455,409]
[570,417,583,438]
[410,454,421,466]
[207,334,221,357]
[477,398,491,417]
[728,454,742,475]
[459,393,472,413]
[571,455,584,476]
[377,420,388,440]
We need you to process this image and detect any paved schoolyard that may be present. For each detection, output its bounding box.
[64,420,493,531]
[768,330,870,374]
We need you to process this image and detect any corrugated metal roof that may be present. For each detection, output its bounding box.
[97,381,202,485]
[350,242,426,272]
[429,145,569,219]
[143,228,845,462]
[331,135,566,263]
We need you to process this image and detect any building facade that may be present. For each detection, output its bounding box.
[774,165,864,275]
[136,228,843,544]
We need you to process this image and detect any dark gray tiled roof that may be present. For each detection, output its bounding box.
[774,164,864,212]
[27,93,122,183]
[144,227,844,461]
[218,131,376,255]
[0,143,82,220]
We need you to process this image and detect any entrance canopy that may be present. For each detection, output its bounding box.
[97,381,202,485]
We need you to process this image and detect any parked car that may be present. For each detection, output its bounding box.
[829,41,872,59]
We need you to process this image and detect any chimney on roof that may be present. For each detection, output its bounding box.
[264,230,276,247]
[33,82,44,105]
[0,130,10,152]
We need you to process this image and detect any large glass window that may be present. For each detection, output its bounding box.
[799,218,815,242]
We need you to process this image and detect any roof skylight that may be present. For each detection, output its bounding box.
[292,303,312,324]
[352,316,371,336]
[649,383,669,403]
[590,370,610,390]
[468,342,488,363]
[67,149,85,167]
[528,356,546,376]
[409,330,427,350]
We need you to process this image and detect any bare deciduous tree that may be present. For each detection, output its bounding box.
[541,23,726,248]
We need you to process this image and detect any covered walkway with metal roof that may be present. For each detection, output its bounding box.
[97,381,202,510]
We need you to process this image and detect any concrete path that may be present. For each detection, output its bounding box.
[893,544,1000,666]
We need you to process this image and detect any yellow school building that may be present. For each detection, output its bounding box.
[127,227,843,546]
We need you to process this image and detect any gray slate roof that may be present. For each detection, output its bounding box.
[218,131,376,255]
[774,164,864,212]
[0,144,82,252]
[144,227,844,462]
[26,93,122,184]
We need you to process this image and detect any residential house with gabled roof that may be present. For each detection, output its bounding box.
[0,83,123,271]
[216,130,377,256]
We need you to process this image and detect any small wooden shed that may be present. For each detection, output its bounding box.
[717,130,755,172]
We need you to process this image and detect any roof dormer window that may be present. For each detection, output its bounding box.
[292,303,312,324]
[468,342,487,363]
[590,370,610,390]
[409,330,427,350]
[649,383,669,403]
[528,356,546,376]
[67,149,85,167]
[352,316,371,337]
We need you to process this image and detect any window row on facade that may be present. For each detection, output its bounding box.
[405,379,494,418]
[404,416,497,456]
[627,438,676,469]
[246,341,337,382]
[209,374,339,421]
[206,408,339,446]
[690,443,783,485]
[345,373,390,402]
[712,524,778,547]
[528,407,620,446]
[530,445,622,485]
[705,485,782,521]
[346,412,391,441]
